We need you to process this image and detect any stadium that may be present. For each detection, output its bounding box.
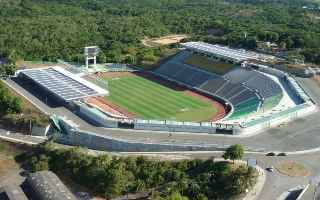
[15,42,316,135]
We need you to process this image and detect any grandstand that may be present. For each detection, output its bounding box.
[154,48,284,120]
[184,54,236,75]
[181,42,278,63]
[16,66,108,102]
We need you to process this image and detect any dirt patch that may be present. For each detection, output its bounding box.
[94,71,134,79]
[276,161,310,177]
[16,60,61,69]
[0,141,28,186]
[0,156,19,177]
[142,34,188,47]
[285,63,309,69]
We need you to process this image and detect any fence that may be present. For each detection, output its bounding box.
[242,103,311,128]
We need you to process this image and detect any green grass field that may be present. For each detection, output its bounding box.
[102,75,218,121]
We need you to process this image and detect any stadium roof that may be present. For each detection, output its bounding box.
[181,42,275,62]
[18,66,108,101]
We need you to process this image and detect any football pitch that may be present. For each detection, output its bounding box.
[101,75,218,121]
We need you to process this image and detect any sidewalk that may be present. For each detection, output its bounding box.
[242,164,266,200]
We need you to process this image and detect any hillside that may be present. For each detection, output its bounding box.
[1,0,320,64]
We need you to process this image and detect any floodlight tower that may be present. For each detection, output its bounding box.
[84,46,100,69]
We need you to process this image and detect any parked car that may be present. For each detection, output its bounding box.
[266,166,275,172]
[266,152,276,156]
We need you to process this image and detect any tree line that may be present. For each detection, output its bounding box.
[1,0,320,64]
[26,143,256,200]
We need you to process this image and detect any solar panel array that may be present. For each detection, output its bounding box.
[182,42,275,62]
[20,68,99,101]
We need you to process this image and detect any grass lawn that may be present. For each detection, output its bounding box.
[276,161,310,177]
[184,54,237,75]
[102,75,218,121]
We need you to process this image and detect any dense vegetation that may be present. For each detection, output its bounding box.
[1,0,320,64]
[0,60,49,130]
[27,143,256,200]
[0,82,22,116]
[0,80,50,130]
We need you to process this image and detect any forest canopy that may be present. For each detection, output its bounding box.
[1,0,320,63]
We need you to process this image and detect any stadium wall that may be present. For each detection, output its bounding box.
[53,117,226,152]
[249,63,286,78]
[70,100,240,134]
[72,101,118,128]
[50,105,315,152]
[134,120,218,134]
[238,102,317,135]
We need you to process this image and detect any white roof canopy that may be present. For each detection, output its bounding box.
[18,66,108,101]
[181,42,275,62]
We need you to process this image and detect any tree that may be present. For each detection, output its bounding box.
[26,143,257,200]
[168,192,189,200]
[223,144,244,163]
[0,63,16,77]
[98,52,107,63]
[0,83,23,116]
[10,97,23,114]
[29,155,50,172]
[7,49,20,64]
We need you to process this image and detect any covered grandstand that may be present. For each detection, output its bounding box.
[181,42,277,63]
[16,66,108,102]
[154,49,284,120]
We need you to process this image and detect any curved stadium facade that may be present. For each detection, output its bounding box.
[154,50,284,121]
[16,42,317,136]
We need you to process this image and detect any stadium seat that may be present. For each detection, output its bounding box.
[154,51,283,119]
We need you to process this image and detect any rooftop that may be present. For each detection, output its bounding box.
[17,66,108,101]
[181,42,276,62]
[26,171,77,200]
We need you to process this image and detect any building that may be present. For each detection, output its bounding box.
[0,171,77,200]
[16,66,108,103]
[181,42,277,63]
[26,171,77,200]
